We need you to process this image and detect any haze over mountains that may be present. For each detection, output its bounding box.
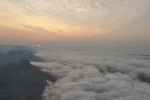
[0,0,150,100]
[0,45,57,100]
[0,45,150,100]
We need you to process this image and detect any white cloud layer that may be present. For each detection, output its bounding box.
[32,50,150,100]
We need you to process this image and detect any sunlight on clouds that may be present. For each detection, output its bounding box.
[0,0,149,41]
[15,0,148,28]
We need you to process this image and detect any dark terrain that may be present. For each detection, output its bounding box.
[0,49,41,66]
[0,46,57,100]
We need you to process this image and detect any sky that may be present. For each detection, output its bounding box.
[0,0,150,52]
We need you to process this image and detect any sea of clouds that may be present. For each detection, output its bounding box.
[32,50,150,100]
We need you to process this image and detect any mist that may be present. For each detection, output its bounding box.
[0,0,150,100]
[31,49,150,100]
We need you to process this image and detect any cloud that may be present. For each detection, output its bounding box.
[23,25,56,35]
[0,0,149,40]
[20,0,149,27]
[31,50,150,100]
[0,0,149,30]
[0,25,56,43]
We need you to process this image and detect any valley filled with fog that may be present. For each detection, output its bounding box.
[32,49,150,100]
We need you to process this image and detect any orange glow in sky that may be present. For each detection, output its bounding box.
[0,0,149,43]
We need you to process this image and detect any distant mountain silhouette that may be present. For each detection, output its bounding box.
[0,45,56,100]
[0,59,57,100]
[0,49,41,65]
[0,45,37,53]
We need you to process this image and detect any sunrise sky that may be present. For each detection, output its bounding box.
[0,0,150,52]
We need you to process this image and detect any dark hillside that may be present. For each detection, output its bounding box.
[0,59,56,100]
